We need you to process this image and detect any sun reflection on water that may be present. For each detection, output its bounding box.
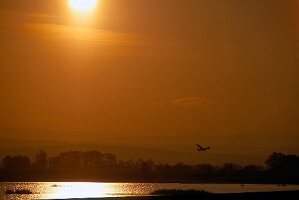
[1,182,153,200]
[2,182,299,200]
[46,182,115,199]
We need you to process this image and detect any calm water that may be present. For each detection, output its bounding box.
[0,182,299,199]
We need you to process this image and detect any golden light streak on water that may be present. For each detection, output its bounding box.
[2,182,299,199]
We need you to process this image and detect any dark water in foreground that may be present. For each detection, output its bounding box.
[1,182,299,199]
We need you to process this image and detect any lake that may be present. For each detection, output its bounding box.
[1,182,299,199]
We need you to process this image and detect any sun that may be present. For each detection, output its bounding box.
[69,0,98,13]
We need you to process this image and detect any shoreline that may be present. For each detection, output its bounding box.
[49,190,299,200]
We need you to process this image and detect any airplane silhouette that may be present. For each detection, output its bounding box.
[196,144,210,152]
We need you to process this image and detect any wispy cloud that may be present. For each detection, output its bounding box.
[0,8,156,56]
[172,97,217,110]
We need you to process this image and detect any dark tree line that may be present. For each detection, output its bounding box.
[0,151,298,183]
[266,152,299,172]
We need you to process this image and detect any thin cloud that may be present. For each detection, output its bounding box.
[172,97,217,109]
[19,22,157,57]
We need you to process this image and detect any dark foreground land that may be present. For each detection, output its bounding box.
[51,190,299,200]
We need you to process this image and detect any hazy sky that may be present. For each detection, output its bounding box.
[0,0,298,156]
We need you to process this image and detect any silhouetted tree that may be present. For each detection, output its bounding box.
[82,151,104,168]
[223,163,241,170]
[34,150,48,169]
[266,152,299,174]
[103,153,117,167]
[1,150,298,184]
[118,159,136,169]
[47,151,118,170]
[220,163,242,177]
[137,159,154,176]
[196,164,215,177]
[243,165,263,172]
[2,155,31,169]
[173,162,193,178]
[48,151,82,169]
[265,152,285,170]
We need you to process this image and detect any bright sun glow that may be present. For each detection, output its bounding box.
[69,0,98,13]
[47,182,114,199]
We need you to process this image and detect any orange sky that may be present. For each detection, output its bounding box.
[0,0,298,161]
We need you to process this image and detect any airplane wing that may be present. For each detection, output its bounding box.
[196,144,202,148]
